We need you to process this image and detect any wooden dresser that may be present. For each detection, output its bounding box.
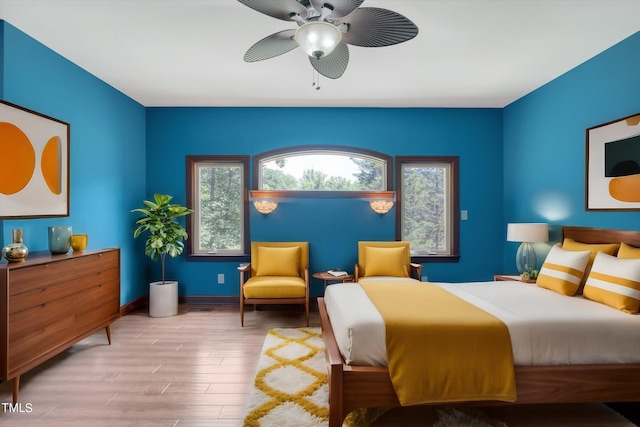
[0,248,120,403]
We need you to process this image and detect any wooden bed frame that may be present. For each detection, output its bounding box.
[318,226,640,427]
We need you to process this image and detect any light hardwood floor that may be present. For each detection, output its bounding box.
[1,305,638,426]
[0,305,316,426]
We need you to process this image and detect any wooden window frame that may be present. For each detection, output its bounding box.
[186,155,250,261]
[395,156,460,263]
[253,145,393,197]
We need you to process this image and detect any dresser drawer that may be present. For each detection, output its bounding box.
[8,259,75,296]
[71,251,119,277]
[9,265,119,315]
[8,292,81,373]
[75,286,120,334]
[8,250,119,298]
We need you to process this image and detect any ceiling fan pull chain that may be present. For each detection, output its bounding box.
[311,69,321,90]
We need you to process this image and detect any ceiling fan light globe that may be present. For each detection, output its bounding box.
[294,21,342,59]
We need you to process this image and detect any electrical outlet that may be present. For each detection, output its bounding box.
[461,210,468,220]
[217,274,224,284]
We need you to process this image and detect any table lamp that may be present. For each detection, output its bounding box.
[507,223,549,273]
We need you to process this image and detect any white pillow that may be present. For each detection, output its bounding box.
[536,245,590,296]
[583,252,640,314]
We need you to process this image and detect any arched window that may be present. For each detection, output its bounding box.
[254,145,392,195]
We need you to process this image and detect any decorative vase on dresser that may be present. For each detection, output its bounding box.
[2,228,29,262]
[48,225,72,254]
[70,234,89,252]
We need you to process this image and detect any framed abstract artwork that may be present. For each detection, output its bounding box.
[586,113,640,211]
[0,101,70,218]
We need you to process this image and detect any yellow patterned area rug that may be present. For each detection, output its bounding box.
[243,327,385,427]
[243,328,636,427]
[243,328,504,427]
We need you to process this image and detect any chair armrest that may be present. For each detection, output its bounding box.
[410,262,423,281]
[238,263,251,287]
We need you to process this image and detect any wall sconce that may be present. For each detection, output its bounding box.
[370,200,394,214]
[251,190,280,215]
[254,200,278,215]
[367,191,396,215]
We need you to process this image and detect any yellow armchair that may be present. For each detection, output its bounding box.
[239,242,310,326]
[355,241,422,282]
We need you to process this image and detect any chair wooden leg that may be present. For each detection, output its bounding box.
[305,302,309,327]
[240,296,245,327]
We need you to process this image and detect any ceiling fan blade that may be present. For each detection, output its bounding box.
[237,0,308,21]
[337,7,419,47]
[244,30,298,62]
[309,43,349,79]
[309,0,363,19]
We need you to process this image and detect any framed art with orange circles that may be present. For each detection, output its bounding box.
[0,101,70,218]
[586,112,640,211]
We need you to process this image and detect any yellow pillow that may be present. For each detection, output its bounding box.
[561,238,620,293]
[363,246,409,277]
[618,242,640,259]
[255,246,300,277]
[536,245,590,296]
[583,252,640,314]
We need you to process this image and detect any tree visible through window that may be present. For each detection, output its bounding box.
[187,156,249,257]
[257,148,390,192]
[396,156,459,259]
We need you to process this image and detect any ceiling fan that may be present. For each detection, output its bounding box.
[237,0,419,81]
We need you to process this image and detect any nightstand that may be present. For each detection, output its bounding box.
[494,274,536,284]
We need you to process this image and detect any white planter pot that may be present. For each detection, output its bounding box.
[149,281,179,317]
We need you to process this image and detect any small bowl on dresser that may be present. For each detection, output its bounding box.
[70,234,88,252]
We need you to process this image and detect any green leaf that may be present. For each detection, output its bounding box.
[131,193,193,282]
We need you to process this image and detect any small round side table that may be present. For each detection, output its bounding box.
[313,272,355,291]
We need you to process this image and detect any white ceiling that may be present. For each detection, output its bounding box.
[1,0,639,108]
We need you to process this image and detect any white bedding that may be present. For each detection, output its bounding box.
[323,280,640,367]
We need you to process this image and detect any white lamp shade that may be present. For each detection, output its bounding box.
[507,223,549,243]
[294,22,342,59]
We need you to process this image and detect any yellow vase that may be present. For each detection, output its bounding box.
[70,234,88,252]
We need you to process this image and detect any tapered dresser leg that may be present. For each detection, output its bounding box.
[12,376,20,404]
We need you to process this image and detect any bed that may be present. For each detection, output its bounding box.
[318,226,640,427]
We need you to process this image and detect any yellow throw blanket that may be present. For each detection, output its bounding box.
[360,281,517,406]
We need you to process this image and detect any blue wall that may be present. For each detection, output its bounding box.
[0,21,148,305]
[3,19,639,303]
[502,31,640,272]
[146,107,504,296]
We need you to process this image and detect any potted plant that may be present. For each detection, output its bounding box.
[521,269,539,281]
[132,193,193,317]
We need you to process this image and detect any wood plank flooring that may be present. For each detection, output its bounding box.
[0,305,314,426]
[1,304,638,426]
